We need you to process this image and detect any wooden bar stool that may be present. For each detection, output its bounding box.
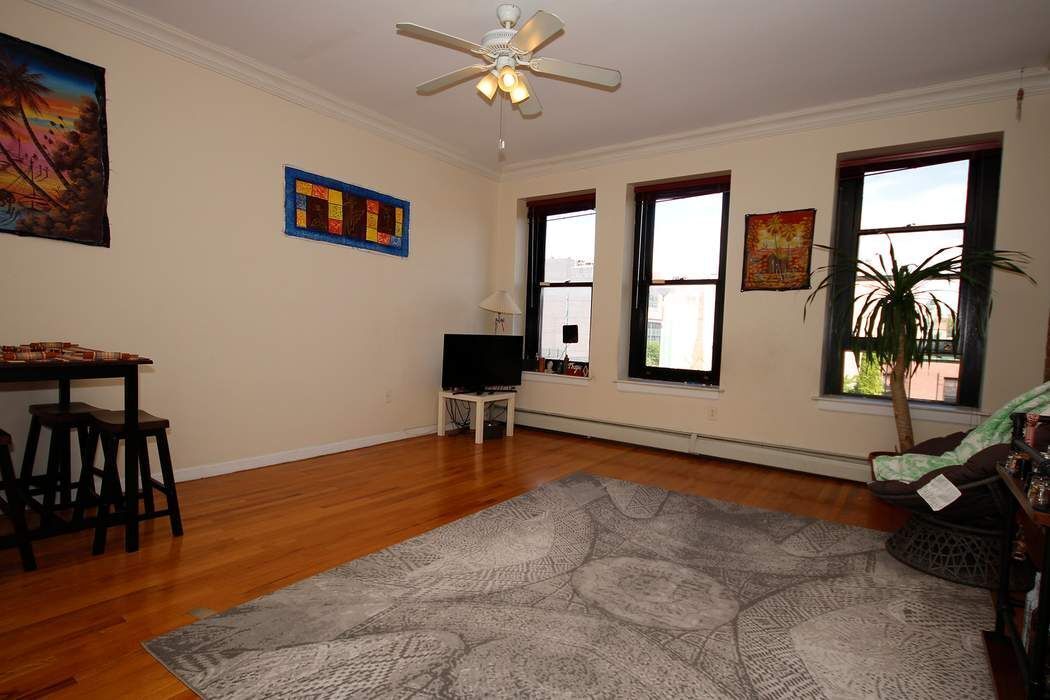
[90,410,183,554]
[1,429,36,571]
[21,402,100,523]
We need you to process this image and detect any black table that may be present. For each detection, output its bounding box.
[0,356,153,552]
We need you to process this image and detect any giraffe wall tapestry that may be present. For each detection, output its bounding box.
[0,32,110,247]
[741,208,816,291]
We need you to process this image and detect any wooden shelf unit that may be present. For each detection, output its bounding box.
[987,413,1050,699]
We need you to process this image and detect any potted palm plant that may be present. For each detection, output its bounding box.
[806,240,1032,451]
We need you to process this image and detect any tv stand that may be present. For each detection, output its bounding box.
[437,390,516,445]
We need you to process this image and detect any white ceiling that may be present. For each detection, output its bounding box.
[114,0,1050,170]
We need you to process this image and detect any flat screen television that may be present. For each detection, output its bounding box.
[442,334,523,393]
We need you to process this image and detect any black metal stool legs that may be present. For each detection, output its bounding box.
[156,432,183,537]
[138,435,156,516]
[91,425,183,554]
[19,403,103,526]
[58,426,72,508]
[19,416,40,485]
[1,438,36,571]
[71,426,100,527]
[92,434,121,555]
[40,430,63,528]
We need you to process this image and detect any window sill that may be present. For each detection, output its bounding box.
[523,371,591,386]
[614,379,722,400]
[813,395,986,425]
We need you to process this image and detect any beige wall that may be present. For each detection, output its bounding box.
[3,1,1048,484]
[0,1,496,473]
[492,94,1050,469]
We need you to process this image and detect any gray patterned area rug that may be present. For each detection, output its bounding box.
[145,474,995,699]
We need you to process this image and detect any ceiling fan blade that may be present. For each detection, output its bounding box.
[516,74,542,117]
[395,23,483,54]
[416,64,491,95]
[509,10,564,54]
[528,56,621,88]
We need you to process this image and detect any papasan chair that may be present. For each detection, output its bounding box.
[867,381,1050,589]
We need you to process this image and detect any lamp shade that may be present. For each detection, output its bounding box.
[479,290,522,315]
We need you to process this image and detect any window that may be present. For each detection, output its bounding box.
[823,144,1002,407]
[629,178,730,384]
[524,195,596,366]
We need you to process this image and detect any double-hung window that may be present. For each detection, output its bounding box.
[629,178,730,384]
[524,195,596,368]
[823,143,1002,406]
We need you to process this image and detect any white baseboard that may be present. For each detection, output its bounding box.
[170,412,870,486]
[516,410,871,482]
[174,424,437,483]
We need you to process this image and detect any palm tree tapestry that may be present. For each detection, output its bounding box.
[741,208,816,291]
[0,32,109,247]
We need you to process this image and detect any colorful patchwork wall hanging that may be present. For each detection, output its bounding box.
[283,166,409,258]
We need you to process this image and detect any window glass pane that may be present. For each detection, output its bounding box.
[857,230,963,273]
[840,352,890,398]
[645,285,716,372]
[860,159,969,229]
[539,286,591,362]
[651,193,723,280]
[841,353,960,403]
[851,279,959,341]
[915,278,960,343]
[543,209,595,283]
[850,279,883,336]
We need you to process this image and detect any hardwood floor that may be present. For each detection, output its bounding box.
[0,427,906,698]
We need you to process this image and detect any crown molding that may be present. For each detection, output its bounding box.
[23,0,1049,184]
[26,0,501,180]
[500,67,1050,181]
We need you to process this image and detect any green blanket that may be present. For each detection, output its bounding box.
[873,381,1050,482]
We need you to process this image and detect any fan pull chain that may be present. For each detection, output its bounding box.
[1016,68,1025,122]
[498,94,506,155]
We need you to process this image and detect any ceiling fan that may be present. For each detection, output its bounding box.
[395,4,621,118]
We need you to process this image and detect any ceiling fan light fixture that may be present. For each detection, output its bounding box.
[476,71,499,100]
[498,65,518,92]
[397,5,622,121]
[509,80,530,104]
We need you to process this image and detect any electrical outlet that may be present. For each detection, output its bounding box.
[706,406,718,421]
[384,389,393,404]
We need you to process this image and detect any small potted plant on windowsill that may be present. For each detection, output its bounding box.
[805,240,1033,451]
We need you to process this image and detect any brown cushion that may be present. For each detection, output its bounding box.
[907,431,969,456]
[0,429,10,447]
[868,443,1011,523]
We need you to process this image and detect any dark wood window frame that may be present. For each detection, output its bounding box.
[821,145,1002,408]
[628,178,730,385]
[524,194,597,362]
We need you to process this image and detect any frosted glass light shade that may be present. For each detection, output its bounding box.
[476,72,499,100]
[509,81,530,104]
[498,66,518,92]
